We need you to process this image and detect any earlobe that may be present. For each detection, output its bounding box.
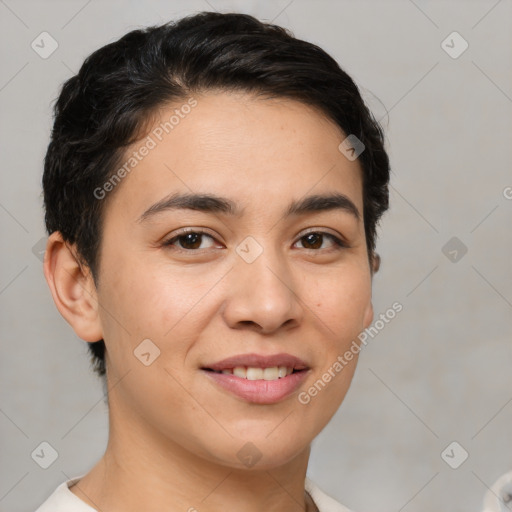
[43,232,103,342]
[371,253,381,274]
[363,253,379,329]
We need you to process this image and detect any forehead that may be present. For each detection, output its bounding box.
[104,91,363,220]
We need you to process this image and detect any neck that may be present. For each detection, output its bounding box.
[70,394,313,512]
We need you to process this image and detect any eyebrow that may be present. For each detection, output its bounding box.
[137,192,360,223]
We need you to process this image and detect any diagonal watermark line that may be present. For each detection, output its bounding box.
[61,0,92,29]
[203,0,220,13]
[471,470,512,511]
[60,396,104,440]
[406,265,438,298]
[61,370,131,439]
[408,0,439,28]
[163,266,234,337]
[379,62,439,122]
[472,61,512,104]
[0,408,29,438]
[471,395,512,439]
[0,471,29,501]
[362,86,391,128]
[369,368,439,438]
[471,265,512,308]
[471,470,493,493]
[0,62,29,93]
[200,470,232,503]
[391,185,439,233]
[0,202,29,233]
[0,265,28,296]
[271,0,295,22]
[265,470,304,509]
[61,60,76,75]
[0,0,29,28]
[397,472,439,511]
[265,410,294,438]
[472,0,503,29]
[470,204,499,233]
[61,470,107,512]
[163,367,234,438]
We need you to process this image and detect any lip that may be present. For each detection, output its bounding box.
[202,368,310,404]
[203,352,309,372]
[201,352,310,404]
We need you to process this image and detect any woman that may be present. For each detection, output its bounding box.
[37,11,390,511]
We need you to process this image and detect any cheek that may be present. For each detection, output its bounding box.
[306,265,372,339]
[97,254,229,366]
[100,257,194,325]
[298,271,371,426]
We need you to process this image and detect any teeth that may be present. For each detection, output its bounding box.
[246,367,263,380]
[220,366,295,380]
[262,367,278,380]
[233,367,246,378]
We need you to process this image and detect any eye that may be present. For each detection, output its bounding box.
[162,229,347,253]
[293,231,346,251]
[163,230,219,251]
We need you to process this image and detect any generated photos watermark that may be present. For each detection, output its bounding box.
[93,97,197,200]
[298,301,403,405]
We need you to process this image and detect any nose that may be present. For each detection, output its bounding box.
[222,245,304,334]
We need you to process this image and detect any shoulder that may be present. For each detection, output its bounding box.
[35,476,96,512]
[36,475,354,512]
[305,477,356,512]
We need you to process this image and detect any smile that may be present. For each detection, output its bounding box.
[209,366,295,380]
[201,367,309,404]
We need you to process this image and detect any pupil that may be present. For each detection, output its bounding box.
[304,233,322,249]
[181,233,201,249]
[178,233,326,250]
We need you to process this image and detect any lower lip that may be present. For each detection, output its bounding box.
[202,369,309,404]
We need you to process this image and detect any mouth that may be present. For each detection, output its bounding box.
[202,366,306,381]
[200,353,310,404]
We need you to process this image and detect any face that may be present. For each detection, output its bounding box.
[91,91,374,469]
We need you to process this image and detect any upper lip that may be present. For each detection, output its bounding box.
[203,352,309,371]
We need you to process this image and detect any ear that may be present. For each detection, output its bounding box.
[43,231,103,342]
[362,252,380,330]
[371,252,381,274]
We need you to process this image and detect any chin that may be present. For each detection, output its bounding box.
[201,432,312,471]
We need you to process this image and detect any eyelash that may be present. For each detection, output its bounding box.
[162,229,348,253]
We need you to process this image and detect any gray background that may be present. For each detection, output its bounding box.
[1,1,511,511]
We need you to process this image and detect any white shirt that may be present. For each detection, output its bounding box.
[35,475,354,512]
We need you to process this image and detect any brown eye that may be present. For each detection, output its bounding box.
[176,233,203,250]
[295,232,345,250]
[164,231,216,251]
[302,233,322,249]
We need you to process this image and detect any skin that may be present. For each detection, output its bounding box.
[44,91,378,512]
